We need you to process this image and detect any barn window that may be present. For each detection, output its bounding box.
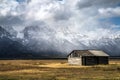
[73,53,79,57]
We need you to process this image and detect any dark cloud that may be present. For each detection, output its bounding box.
[0,15,24,26]
[54,9,72,21]
[77,0,120,9]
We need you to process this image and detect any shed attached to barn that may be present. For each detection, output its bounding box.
[68,50,109,66]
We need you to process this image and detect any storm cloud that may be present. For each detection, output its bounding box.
[0,0,120,57]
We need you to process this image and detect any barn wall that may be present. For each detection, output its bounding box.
[68,56,82,65]
[98,57,109,64]
[82,56,98,65]
[82,56,109,65]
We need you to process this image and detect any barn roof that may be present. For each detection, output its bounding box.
[89,50,109,56]
[68,50,109,57]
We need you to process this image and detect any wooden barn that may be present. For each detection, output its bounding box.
[68,50,109,66]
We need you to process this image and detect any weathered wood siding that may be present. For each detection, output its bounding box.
[82,56,109,65]
[82,56,98,65]
[68,56,82,65]
[98,57,109,64]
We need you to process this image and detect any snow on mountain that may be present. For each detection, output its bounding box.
[0,25,120,57]
[21,25,120,56]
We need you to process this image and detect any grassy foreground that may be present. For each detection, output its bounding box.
[0,59,119,80]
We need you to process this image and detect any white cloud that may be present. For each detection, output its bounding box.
[99,7,120,17]
[0,0,20,16]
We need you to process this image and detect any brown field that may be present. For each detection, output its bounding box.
[0,59,119,80]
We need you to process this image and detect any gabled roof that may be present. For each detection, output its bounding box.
[68,50,109,57]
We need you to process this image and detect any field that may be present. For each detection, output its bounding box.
[0,59,119,80]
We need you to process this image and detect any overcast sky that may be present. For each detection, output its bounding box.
[0,0,120,36]
[0,0,120,55]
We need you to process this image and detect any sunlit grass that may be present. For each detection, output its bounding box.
[0,59,119,80]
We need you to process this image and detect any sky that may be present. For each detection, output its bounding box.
[0,0,120,56]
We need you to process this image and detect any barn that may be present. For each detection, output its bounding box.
[68,50,109,66]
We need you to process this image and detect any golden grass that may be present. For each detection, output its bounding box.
[0,59,119,80]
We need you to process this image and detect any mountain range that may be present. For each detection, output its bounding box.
[0,25,119,59]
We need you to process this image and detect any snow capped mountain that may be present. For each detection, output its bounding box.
[0,25,120,58]
[21,25,120,56]
[0,26,65,58]
[0,26,12,38]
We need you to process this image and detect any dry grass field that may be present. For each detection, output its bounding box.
[0,59,119,80]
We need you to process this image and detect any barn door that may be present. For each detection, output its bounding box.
[82,56,86,65]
